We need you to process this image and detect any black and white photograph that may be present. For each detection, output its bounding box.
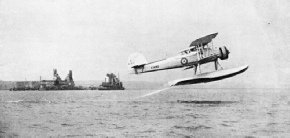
[0,0,290,137]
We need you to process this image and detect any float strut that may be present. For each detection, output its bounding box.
[214,60,223,70]
[215,60,218,70]
[198,64,201,74]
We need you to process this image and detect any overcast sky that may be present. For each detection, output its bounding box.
[0,0,289,88]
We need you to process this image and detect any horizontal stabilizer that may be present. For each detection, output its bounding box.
[127,53,148,68]
[169,65,249,86]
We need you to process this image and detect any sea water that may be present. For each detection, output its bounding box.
[1,88,290,137]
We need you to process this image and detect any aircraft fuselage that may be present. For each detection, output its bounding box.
[129,47,226,74]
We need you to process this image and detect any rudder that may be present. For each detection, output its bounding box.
[127,53,148,74]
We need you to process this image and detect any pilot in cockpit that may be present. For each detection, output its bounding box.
[189,47,197,53]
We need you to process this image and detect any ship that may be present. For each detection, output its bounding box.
[39,69,85,90]
[10,69,87,91]
[98,73,125,90]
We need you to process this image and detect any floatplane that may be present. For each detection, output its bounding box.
[128,33,248,86]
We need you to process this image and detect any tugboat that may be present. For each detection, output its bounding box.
[98,73,125,90]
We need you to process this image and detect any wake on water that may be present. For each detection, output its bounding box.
[137,87,171,99]
[3,100,52,104]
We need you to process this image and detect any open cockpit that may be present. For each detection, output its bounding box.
[180,46,197,55]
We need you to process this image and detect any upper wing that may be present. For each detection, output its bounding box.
[190,33,218,47]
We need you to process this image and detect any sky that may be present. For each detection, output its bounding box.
[0,0,290,88]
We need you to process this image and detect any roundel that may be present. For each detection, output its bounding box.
[181,58,188,65]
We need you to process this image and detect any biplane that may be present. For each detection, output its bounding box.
[128,33,248,86]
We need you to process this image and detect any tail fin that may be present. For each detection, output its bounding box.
[127,53,148,74]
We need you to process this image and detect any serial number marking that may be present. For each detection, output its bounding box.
[151,65,159,69]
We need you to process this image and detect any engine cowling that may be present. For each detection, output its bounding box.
[219,46,229,60]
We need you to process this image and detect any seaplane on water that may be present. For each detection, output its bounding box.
[127,33,248,86]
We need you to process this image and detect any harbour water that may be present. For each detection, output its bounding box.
[1,88,290,137]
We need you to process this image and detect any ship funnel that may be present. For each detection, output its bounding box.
[69,70,73,80]
[53,69,57,77]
